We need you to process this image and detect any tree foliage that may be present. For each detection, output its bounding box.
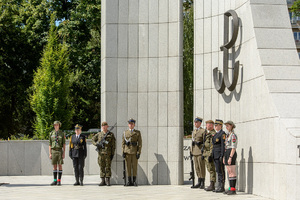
[30,15,74,139]
[183,0,194,135]
[291,0,300,17]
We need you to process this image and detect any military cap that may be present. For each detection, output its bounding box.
[128,118,136,123]
[101,121,108,126]
[224,120,236,128]
[205,120,214,124]
[75,124,83,129]
[194,117,203,123]
[53,121,62,126]
[215,119,223,125]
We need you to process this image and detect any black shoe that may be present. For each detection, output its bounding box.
[57,181,61,186]
[74,182,80,186]
[191,178,201,189]
[80,181,83,186]
[199,178,205,189]
[223,190,229,194]
[126,177,133,186]
[133,176,138,187]
[215,183,225,193]
[227,190,236,195]
[50,181,57,186]
[106,178,111,186]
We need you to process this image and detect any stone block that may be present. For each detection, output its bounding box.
[128,25,138,58]
[25,141,41,175]
[157,127,168,160]
[194,89,204,119]
[138,126,148,162]
[159,23,168,57]
[203,90,212,120]
[0,142,8,175]
[128,58,138,92]
[101,92,118,124]
[169,0,180,22]
[168,57,182,92]
[88,142,99,175]
[117,93,128,127]
[255,28,296,49]
[251,5,291,29]
[264,66,300,80]
[147,127,158,162]
[250,0,286,5]
[158,57,168,92]
[218,0,225,15]
[149,0,159,23]
[139,0,149,23]
[118,58,128,92]
[137,93,148,127]
[8,141,25,175]
[41,141,52,175]
[139,24,149,58]
[203,18,212,53]
[105,24,118,57]
[102,58,118,92]
[167,92,182,127]
[194,0,204,20]
[118,25,128,58]
[119,0,128,24]
[212,0,219,16]
[105,0,118,24]
[167,127,183,162]
[116,127,125,162]
[138,58,149,92]
[194,19,204,55]
[194,54,204,90]
[128,0,139,23]
[148,58,158,92]
[204,0,212,18]
[157,156,170,184]
[149,24,159,58]
[203,53,212,89]
[148,161,158,184]
[168,161,183,185]
[128,92,138,119]
[138,161,149,184]
[169,22,180,57]
[259,49,299,66]
[267,80,300,93]
[211,16,219,53]
[158,92,168,127]
[159,0,169,23]
[115,160,124,184]
[148,92,158,126]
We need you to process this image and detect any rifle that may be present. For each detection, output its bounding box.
[201,129,207,159]
[189,151,195,187]
[123,156,126,186]
[95,122,117,152]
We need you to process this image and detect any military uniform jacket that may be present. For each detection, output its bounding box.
[212,129,226,159]
[69,134,87,158]
[92,131,116,155]
[49,130,66,149]
[191,127,205,156]
[122,129,142,155]
[202,130,216,157]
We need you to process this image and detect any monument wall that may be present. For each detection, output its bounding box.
[101,0,184,185]
[194,0,300,199]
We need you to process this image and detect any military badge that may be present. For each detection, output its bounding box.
[216,138,219,142]
[80,139,83,143]
[223,134,226,140]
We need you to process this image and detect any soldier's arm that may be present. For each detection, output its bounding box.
[91,133,98,146]
[122,132,125,153]
[137,131,142,155]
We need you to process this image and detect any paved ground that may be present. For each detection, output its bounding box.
[0,176,270,200]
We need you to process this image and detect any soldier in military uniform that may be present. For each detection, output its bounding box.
[122,118,142,186]
[190,117,206,189]
[202,120,216,191]
[69,124,87,186]
[212,119,226,192]
[92,122,116,186]
[49,121,66,186]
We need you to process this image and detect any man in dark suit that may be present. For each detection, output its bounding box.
[212,119,226,192]
[69,124,87,186]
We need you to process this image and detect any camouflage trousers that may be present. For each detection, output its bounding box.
[205,157,216,182]
[98,154,112,178]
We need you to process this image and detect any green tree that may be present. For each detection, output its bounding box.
[30,15,74,139]
[291,0,300,17]
[183,0,194,136]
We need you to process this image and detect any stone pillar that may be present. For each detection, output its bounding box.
[101,0,183,185]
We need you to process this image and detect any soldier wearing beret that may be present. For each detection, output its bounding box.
[122,118,142,186]
[92,122,116,186]
[212,119,226,192]
[49,121,66,186]
[69,124,87,186]
[223,121,238,195]
[203,120,216,191]
[190,117,206,189]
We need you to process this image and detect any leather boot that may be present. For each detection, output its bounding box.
[99,177,106,186]
[227,189,236,195]
[216,182,225,193]
[50,181,57,186]
[191,178,201,188]
[205,181,215,191]
[74,176,80,186]
[80,177,83,186]
[106,177,111,186]
[126,177,132,186]
[199,178,205,189]
[133,176,138,186]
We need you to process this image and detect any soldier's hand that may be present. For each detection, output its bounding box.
[49,154,52,159]
[208,155,213,162]
[122,153,126,158]
[136,154,140,159]
[62,153,65,159]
